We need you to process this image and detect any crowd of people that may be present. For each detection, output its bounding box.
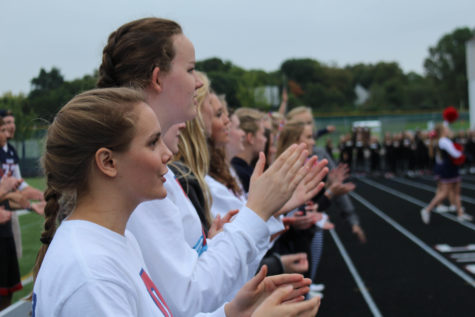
[1,16,472,317]
[3,17,337,316]
[0,110,45,311]
[331,127,475,177]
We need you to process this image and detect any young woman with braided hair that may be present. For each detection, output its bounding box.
[96,18,323,316]
[32,88,174,316]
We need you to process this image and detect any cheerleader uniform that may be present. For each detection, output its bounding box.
[436,137,462,183]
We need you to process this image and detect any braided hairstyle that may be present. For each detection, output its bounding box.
[97,17,182,89]
[33,87,145,281]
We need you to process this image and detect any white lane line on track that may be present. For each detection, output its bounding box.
[466,265,475,274]
[435,244,475,252]
[456,258,475,263]
[358,178,475,232]
[392,177,475,205]
[329,229,383,317]
[349,191,475,288]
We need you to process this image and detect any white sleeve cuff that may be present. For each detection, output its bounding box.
[226,206,270,251]
[266,215,285,235]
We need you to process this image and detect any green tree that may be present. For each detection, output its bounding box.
[27,68,96,121]
[424,27,475,109]
[30,67,64,93]
[196,57,233,73]
[403,72,437,110]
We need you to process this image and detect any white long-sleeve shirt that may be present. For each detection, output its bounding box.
[33,221,170,317]
[127,169,275,316]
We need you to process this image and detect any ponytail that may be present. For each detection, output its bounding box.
[33,187,61,281]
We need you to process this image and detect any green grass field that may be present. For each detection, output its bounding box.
[11,177,46,304]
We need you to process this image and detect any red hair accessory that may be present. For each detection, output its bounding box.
[443,106,459,123]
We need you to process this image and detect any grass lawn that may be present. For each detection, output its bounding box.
[11,177,46,304]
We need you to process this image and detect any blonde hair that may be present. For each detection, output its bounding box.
[286,106,312,122]
[172,71,213,227]
[434,123,446,139]
[275,122,306,158]
[33,87,145,281]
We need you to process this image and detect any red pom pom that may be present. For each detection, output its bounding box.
[452,142,465,165]
[452,155,466,165]
[443,106,459,123]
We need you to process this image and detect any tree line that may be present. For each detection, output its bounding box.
[1,26,473,143]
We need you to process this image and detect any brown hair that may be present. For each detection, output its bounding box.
[275,122,306,158]
[208,139,243,198]
[33,87,146,281]
[97,17,182,89]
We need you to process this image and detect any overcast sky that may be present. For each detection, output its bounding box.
[1,0,474,95]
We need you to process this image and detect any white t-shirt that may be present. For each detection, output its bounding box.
[33,220,171,317]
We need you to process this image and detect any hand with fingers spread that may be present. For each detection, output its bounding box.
[208,209,239,239]
[326,163,355,199]
[252,284,321,317]
[327,163,349,187]
[277,156,328,216]
[225,265,313,317]
[246,144,310,221]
